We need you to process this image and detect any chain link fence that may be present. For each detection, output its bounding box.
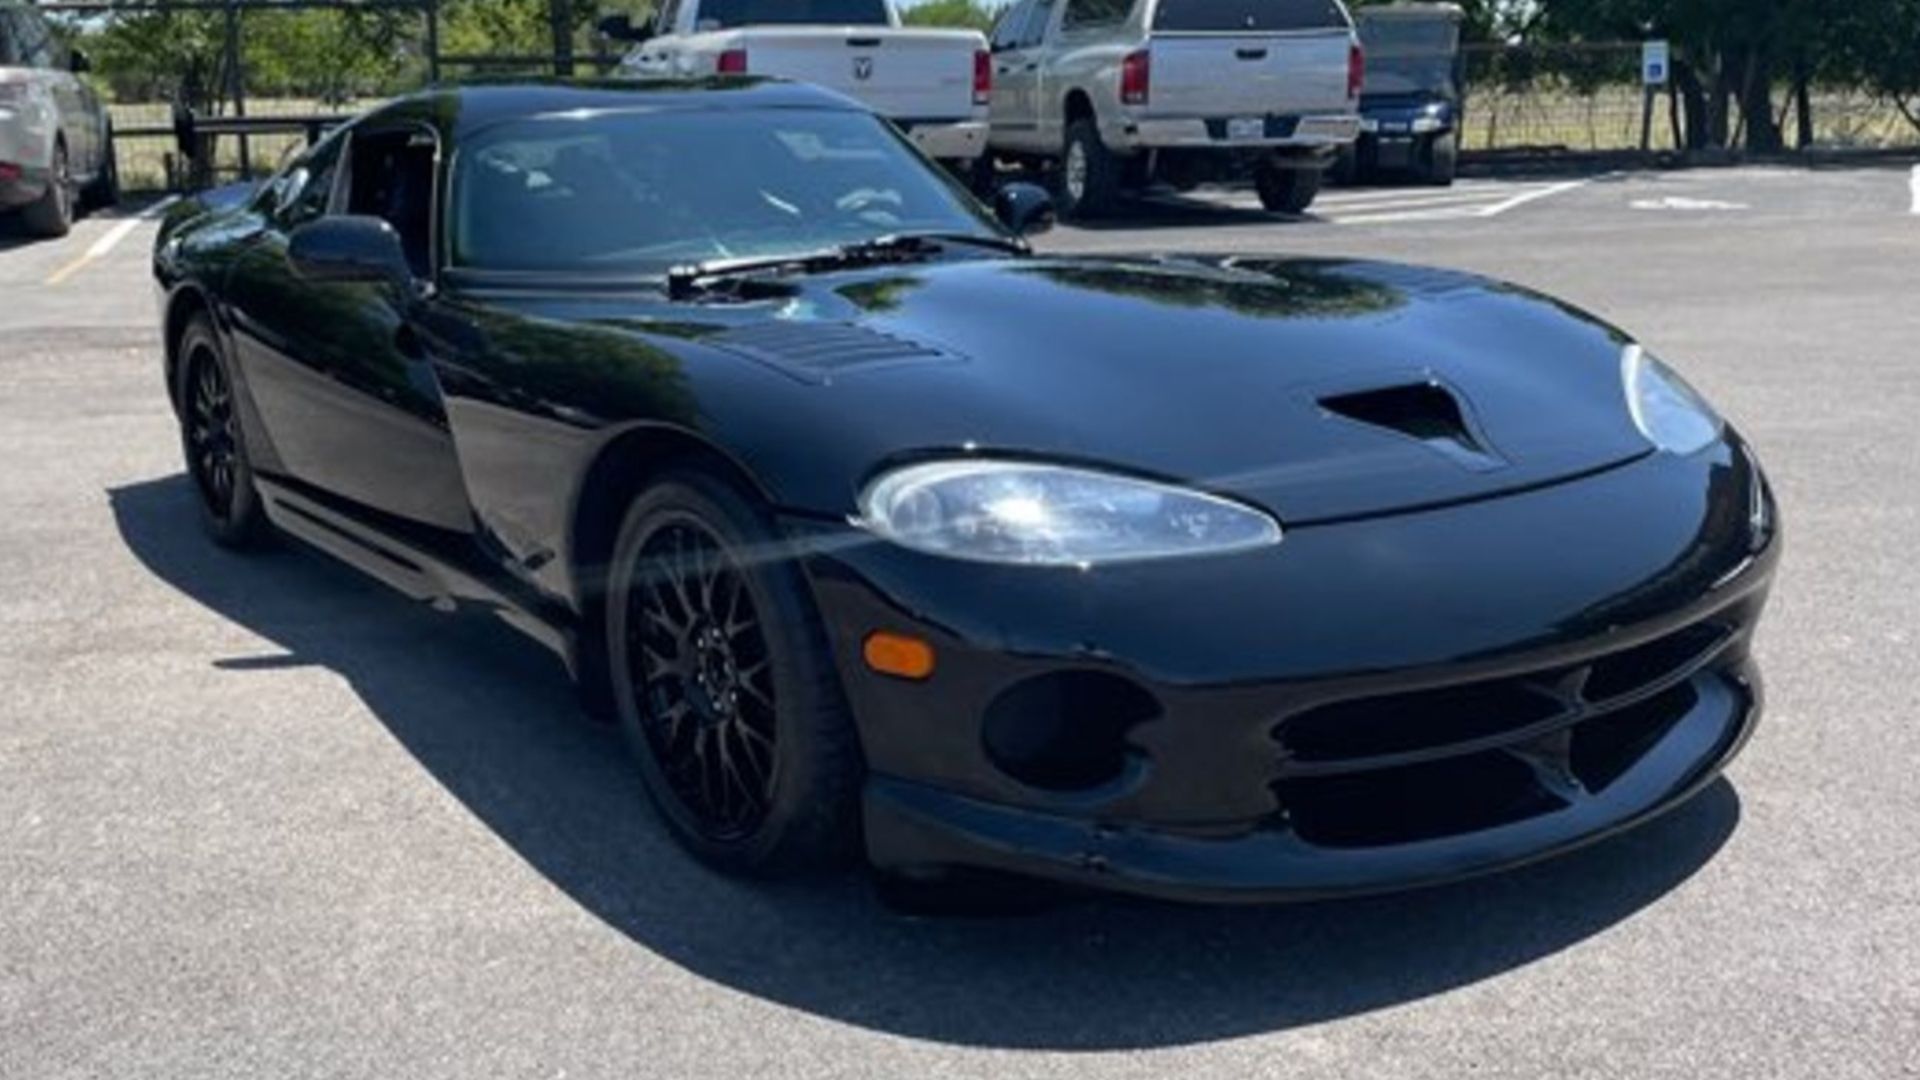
[1460,42,1920,157]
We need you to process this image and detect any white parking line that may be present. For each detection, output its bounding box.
[1321,178,1590,226]
[44,195,179,286]
[1470,179,1590,219]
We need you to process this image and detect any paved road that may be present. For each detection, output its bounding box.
[2,166,1916,1080]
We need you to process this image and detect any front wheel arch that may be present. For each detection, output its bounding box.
[163,286,216,415]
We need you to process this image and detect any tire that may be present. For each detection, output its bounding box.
[1056,119,1122,220]
[1329,145,1359,187]
[963,153,997,198]
[1420,132,1459,187]
[176,316,272,549]
[1254,162,1323,215]
[82,133,120,211]
[605,469,864,878]
[19,142,74,238]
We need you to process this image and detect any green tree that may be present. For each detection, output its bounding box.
[901,0,1002,33]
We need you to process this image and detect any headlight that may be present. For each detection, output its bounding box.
[1622,344,1722,455]
[857,460,1283,567]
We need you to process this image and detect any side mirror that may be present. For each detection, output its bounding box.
[69,49,91,74]
[597,14,650,43]
[288,216,413,289]
[992,181,1055,238]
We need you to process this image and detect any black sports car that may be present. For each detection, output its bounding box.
[153,80,1778,903]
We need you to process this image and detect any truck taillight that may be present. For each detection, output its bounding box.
[717,48,749,75]
[973,49,991,106]
[1347,43,1364,99]
[1120,49,1150,106]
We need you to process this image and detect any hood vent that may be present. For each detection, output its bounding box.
[1319,382,1505,471]
[711,321,951,384]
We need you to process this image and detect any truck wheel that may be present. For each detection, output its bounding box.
[963,154,997,198]
[20,142,74,238]
[1419,132,1459,187]
[1254,162,1322,215]
[1057,120,1121,220]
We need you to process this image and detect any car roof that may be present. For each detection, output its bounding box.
[362,78,866,139]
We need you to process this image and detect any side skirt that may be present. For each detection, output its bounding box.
[254,476,581,673]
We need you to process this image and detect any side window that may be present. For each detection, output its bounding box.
[345,128,438,278]
[989,0,1032,50]
[10,8,55,68]
[653,0,680,35]
[0,11,21,67]
[1019,0,1058,47]
[277,136,344,229]
[1062,0,1132,31]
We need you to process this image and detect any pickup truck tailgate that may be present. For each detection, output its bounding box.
[735,28,980,119]
[1146,29,1353,118]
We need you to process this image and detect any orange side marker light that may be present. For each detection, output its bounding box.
[864,632,936,681]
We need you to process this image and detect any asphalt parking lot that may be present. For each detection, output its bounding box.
[2,164,1916,1079]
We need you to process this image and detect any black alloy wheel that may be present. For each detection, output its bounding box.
[177,317,270,547]
[605,471,863,876]
[626,517,780,841]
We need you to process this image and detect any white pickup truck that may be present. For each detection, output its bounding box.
[985,0,1363,218]
[602,0,991,176]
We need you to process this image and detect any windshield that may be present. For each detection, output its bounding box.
[451,108,1002,276]
[1151,0,1349,32]
[1358,16,1459,57]
[694,0,891,28]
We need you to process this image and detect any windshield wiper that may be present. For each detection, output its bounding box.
[666,232,1027,299]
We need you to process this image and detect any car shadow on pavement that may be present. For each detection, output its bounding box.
[110,473,1742,1052]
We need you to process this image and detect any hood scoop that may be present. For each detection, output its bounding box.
[1319,382,1506,472]
[710,321,953,384]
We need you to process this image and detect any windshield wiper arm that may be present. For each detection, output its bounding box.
[665,232,1027,299]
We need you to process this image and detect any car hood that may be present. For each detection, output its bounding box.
[481,255,1654,524]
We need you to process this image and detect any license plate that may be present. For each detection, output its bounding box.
[1225,116,1265,140]
[1296,116,1360,140]
[1379,120,1411,134]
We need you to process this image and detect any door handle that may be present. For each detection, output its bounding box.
[1236,49,1268,61]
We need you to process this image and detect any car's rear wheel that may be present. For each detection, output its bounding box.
[1057,119,1121,220]
[1255,161,1322,214]
[605,470,863,877]
[20,142,74,238]
[177,316,271,548]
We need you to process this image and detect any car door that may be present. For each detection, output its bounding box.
[226,124,474,536]
[990,0,1057,152]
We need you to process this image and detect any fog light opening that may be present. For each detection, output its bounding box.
[982,671,1160,792]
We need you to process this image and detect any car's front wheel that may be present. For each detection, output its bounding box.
[605,470,864,877]
[83,131,120,210]
[176,316,271,548]
[20,142,74,238]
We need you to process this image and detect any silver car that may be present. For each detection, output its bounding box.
[0,0,115,237]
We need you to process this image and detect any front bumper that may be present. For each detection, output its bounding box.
[794,435,1779,901]
[901,119,988,162]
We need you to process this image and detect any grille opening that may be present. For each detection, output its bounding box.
[1320,382,1491,462]
[1278,679,1563,765]
[1570,681,1699,791]
[1584,623,1727,702]
[982,671,1160,791]
[1276,750,1565,848]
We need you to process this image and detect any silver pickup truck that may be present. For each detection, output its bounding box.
[985,0,1362,218]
